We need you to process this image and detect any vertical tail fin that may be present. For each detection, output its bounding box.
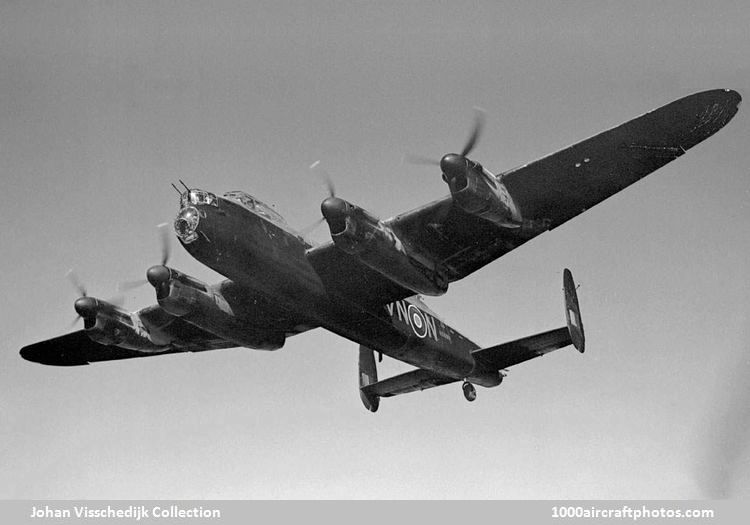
[563,268,585,353]
[359,345,380,412]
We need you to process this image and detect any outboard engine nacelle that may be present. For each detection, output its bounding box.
[441,154,521,227]
[74,297,164,351]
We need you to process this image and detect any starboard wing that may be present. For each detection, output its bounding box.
[387,89,741,282]
[500,89,741,226]
[308,90,739,307]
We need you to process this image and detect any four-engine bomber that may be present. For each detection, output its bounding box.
[20,89,741,411]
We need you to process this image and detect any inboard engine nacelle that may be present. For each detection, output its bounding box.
[146,266,285,350]
[320,197,447,296]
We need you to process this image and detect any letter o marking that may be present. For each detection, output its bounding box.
[407,304,428,338]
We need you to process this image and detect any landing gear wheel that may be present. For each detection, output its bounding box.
[462,381,476,402]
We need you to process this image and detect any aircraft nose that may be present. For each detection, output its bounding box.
[74,296,98,318]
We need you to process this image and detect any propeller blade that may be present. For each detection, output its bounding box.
[107,293,125,308]
[116,223,172,292]
[158,222,171,266]
[310,160,336,198]
[299,217,326,236]
[116,222,172,292]
[117,279,148,292]
[66,269,87,297]
[66,271,124,328]
[460,107,485,157]
[405,108,487,169]
[403,154,440,166]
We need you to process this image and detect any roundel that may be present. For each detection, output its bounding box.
[407,304,428,338]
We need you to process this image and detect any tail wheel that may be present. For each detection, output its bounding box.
[462,381,476,402]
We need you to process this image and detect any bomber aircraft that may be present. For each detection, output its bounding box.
[21,89,741,411]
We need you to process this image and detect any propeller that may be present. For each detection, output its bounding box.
[404,107,486,167]
[66,269,123,327]
[299,161,337,236]
[117,223,173,291]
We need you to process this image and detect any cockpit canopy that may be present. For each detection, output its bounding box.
[178,188,286,225]
[223,191,286,224]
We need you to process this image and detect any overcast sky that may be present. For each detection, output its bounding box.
[1,1,749,499]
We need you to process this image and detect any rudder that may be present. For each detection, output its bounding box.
[563,268,585,353]
[359,345,380,412]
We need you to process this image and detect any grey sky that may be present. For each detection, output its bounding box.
[1,1,749,498]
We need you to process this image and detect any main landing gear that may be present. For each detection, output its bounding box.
[462,381,476,402]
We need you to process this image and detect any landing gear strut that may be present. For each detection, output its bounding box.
[462,381,476,402]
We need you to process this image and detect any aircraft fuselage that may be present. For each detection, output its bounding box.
[175,191,488,382]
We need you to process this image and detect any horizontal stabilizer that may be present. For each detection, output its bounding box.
[472,268,585,369]
[472,326,572,370]
[360,368,456,399]
[357,269,586,408]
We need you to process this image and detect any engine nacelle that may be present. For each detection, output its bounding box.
[436,153,520,227]
[147,266,285,350]
[453,170,520,227]
[77,298,165,351]
[320,197,448,296]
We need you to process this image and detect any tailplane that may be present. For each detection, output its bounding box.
[357,269,585,411]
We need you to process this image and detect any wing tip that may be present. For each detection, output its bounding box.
[20,344,90,366]
[719,88,741,105]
